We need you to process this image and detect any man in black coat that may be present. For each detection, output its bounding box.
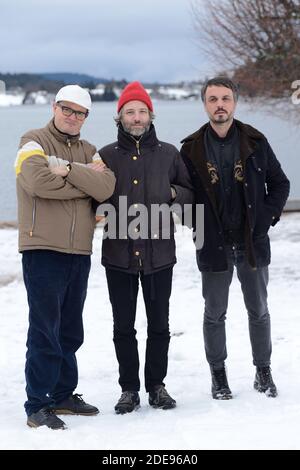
[98,81,194,414]
[180,77,290,400]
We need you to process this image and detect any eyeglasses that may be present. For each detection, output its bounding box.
[56,103,89,121]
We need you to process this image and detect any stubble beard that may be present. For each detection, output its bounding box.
[210,112,234,126]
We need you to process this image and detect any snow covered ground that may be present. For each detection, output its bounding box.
[0,213,299,450]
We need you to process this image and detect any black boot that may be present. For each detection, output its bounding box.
[114,391,140,414]
[211,365,233,400]
[254,366,278,397]
[148,385,176,409]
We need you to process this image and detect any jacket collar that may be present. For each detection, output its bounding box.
[47,119,80,145]
[207,121,237,143]
[117,123,159,150]
[181,119,265,158]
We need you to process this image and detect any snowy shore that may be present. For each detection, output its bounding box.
[0,213,300,450]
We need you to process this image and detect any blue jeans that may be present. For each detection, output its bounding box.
[201,245,271,369]
[22,250,91,415]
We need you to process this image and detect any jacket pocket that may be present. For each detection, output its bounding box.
[29,198,36,237]
[254,203,273,237]
[102,239,130,268]
[151,238,176,268]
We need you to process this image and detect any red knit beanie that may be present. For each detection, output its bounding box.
[117,81,153,112]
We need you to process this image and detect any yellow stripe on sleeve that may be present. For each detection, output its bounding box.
[15,149,47,176]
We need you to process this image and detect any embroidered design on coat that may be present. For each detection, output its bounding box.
[207,162,219,184]
[234,160,244,182]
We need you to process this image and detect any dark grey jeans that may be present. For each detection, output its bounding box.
[201,245,271,369]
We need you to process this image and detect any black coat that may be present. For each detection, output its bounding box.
[180,119,290,272]
[99,124,194,274]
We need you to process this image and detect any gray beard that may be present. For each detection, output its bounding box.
[122,123,151,137]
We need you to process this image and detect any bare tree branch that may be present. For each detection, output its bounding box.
[191,0,300,97]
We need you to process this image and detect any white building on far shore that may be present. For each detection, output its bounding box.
[0,92,24,106]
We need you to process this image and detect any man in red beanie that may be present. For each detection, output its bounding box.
[117,81,154,113]
[98,81,194,414]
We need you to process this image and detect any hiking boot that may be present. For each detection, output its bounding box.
[211,366,233,400]
[27,407,67,430]
[114,391,140,414]
[254,366,278,397]
[148,385,176,409]
[52,394,99,415]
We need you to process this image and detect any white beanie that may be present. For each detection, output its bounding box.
[55,85,92,111]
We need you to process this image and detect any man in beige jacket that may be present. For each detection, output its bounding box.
[15,85,115,430]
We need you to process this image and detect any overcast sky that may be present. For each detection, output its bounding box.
[0,0,215,83]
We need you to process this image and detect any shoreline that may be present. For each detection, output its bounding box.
[0,221,18,229]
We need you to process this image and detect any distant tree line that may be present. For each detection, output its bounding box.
[192,0,300,98]
[0,73,126,102]
[0,73,64,93]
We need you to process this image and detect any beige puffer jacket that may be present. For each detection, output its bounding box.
[16,119,115,254]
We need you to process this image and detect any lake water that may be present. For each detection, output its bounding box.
[1,100,299,221]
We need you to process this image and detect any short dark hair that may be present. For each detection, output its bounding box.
[201,77,239,102]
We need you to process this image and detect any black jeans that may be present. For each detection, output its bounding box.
[201,245,271,369]
[105,267,173,392]
[22,250,91,415]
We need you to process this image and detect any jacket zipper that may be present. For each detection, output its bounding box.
[131,135,143,265]
[70,201,76,251]
[29,198,36,237]
[66,138,76,250]
[130,135,143,155]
